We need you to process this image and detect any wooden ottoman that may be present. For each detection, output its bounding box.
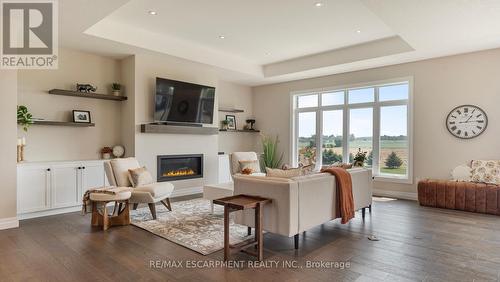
[90,188,132,230]
[417,179,500,215]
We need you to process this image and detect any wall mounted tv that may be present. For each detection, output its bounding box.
[154,77,215,125]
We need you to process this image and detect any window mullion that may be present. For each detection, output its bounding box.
[316,93,322,169]
[343,90,349,163]
[373,87,381,176]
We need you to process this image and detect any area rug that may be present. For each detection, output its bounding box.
[130,198,252,255]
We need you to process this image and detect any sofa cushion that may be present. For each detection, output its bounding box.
[451,165,472,182]
[239,160,260,174]
[266,167,302,178]
[110,158,141,187]
[471,160,500,184]
[128,166,153,187]
[135,182,174,198]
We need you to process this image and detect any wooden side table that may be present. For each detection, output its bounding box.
[213,194,271,261]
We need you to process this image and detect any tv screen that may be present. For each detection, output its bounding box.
[154,78,215,124]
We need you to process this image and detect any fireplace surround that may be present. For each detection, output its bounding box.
[157,154,203,182]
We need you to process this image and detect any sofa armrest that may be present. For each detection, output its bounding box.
[233,175,299,237]
[350,168,373,210]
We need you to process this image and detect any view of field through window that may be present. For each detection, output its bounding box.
[296,82,409,177]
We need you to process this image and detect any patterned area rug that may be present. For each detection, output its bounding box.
[130,198,252,255]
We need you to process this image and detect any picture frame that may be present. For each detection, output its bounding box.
[225,115,236,130]
[73,110,91,123]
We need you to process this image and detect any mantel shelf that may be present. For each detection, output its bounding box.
[218,107,244,113]
[219,129,260,133]
[48,89,127,101]
[22,120,95,127]
[141,124,219,135]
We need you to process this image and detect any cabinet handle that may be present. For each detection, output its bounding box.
[82,166,86,170]
[47,168,51,172]
[77,167,82,169]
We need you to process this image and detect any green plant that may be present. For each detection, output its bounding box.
[353,148,368,166]
[322,149,342,164]
[17,105,33,132]
[111,83,121,91]
[261,134,284,169]
[385,151,403,169]
[221,120,229,125]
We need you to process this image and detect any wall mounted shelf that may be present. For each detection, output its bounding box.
[218,107,244,113]
[219,129,260,133]
[22,121,95,127]
[141,124,219,135]
[48,89,127,101]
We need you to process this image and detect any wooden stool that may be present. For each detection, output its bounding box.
[90,190,131,231]
[214,194,271,261]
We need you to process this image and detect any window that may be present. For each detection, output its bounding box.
[292,79,412,182]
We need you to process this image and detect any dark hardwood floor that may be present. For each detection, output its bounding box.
[1,196,500,282]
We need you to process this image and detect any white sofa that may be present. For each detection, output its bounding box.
[233,168,372,249]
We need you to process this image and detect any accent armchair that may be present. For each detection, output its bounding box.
[104,157,174,219]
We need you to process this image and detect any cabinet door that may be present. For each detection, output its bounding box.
[81,162,105,196]
[18,166,51,213]
[51,164,80,208]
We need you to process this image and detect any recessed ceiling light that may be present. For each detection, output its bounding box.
[148,10,157,15]
[314,2,323,7]
[356,30,361,33]
[219,35,225,39]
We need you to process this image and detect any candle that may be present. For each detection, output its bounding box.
[21,137,26,146]
[17,138,22,146]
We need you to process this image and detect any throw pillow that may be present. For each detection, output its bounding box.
[470,160,500,184]
[128,166,153,187]
[451,165,472,182]
[239,160,260,174]
[266,167,302,178]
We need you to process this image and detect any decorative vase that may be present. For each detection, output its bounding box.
[353,161,364,167]
[112,90,121,96]
[102,153,111,159]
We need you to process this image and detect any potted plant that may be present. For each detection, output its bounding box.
[261,134,284,169]
[17,105,33,132]
[353,148,368,167]
[101,147,113,159]
[221,119,229,130]
[111,83,121,96]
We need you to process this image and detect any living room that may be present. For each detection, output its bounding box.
[1,1,500,281]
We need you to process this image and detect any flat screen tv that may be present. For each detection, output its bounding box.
[154,77,215,124]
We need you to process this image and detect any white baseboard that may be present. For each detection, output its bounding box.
[171,186,203,198]
[0,217,19,230]
[373,189,418,201]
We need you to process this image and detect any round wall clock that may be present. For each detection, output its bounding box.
[446,105,488,139]
[112,145,125,158]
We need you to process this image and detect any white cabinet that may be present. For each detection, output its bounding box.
[17,160,106,219]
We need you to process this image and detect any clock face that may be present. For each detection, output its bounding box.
[112,145,125,158]
[446,105,487,139]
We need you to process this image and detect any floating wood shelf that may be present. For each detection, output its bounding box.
[23,120,95,127]
[141,124,219,135]
[48,89,127,101]
[219,129,260,133]
[219,107,244,113]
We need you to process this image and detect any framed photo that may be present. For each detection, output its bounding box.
[226,115,236,130]
[73,110,91,123]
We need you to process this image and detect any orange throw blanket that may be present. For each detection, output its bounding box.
[320,167,355,224]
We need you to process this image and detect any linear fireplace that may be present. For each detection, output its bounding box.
[157,154,203,182]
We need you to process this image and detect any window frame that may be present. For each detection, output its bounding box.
[290,77,414,184]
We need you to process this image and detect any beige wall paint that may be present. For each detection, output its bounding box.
[17,48,122,161]
[253,48,500,194]
[217,80,259,154]
[0,70,18,222]
[120,55,136,157]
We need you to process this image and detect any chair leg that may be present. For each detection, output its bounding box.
[247,226,252,236]
[294,234,299,249]
[132,203,138,210]
[160,198,172,211]
[369,204,372,213]
[148,203,157,219]
[362,207,366,218]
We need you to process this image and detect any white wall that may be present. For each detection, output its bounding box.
[0,70,18,228]
[253,48,500,195]
[217,80,259,154]
[17,48,123,161]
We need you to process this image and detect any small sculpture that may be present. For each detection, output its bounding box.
[246,119,256,130]
[76,83,97,93]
